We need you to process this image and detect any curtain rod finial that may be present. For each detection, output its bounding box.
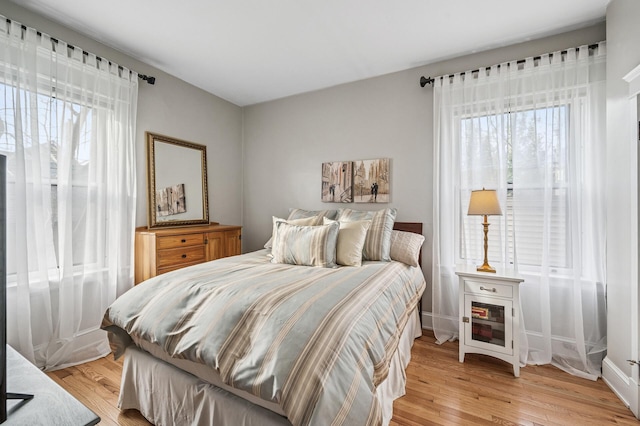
[420,76,434,87]
[139,74,156,85]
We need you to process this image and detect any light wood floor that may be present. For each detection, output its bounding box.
[46,331,637,425]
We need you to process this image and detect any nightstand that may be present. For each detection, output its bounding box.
[456,265,525,377]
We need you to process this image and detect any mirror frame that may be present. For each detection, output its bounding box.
[146,132,209,228]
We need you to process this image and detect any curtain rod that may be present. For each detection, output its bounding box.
[4,18,156,85]
[419,42,601,88]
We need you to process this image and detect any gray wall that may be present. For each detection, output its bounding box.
[603,0,640,413]
[242,24,606,326]
[0,0,244,229]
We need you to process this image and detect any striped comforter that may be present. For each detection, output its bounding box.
[102,250,425,426]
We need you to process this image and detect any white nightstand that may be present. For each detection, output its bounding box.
[456,265,525,377]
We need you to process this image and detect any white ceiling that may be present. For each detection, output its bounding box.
[9,0,608,106]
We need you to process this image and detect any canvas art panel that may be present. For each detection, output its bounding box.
[321,161,353,203]
[156,183,187,216]
[354,158,390,203]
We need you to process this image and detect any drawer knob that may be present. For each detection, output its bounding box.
[181,239,186,243]
[181,254,187,258]
[479,286,497,293]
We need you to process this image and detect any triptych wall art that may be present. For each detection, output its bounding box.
[321,158,390,203]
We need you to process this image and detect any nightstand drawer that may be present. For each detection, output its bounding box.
[157,245,206,268]
[157,234,205,250]
[464,279,513,298]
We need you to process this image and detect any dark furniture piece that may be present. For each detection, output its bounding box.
[5,345,99,425]
[393,221,424,325]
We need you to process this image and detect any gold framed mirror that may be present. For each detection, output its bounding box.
[146,132,209,228]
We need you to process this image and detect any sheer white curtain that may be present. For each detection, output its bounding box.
[0,16,138,370]
[432,43,606,379]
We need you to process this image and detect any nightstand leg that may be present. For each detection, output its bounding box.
[513,362,520,377]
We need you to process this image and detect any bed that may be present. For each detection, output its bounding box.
[102,212,425,426]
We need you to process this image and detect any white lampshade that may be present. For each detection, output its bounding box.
[467,189,502,216]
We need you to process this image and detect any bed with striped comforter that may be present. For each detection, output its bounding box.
[102,250,425,426]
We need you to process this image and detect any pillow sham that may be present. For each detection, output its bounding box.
[287,208,339,221]
[389,230,425,267]
[270,221,339,268]
[323,217,371,267]
[264,215,322,249]
[336,208,397,261]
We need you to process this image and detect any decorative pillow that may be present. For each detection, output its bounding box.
[389,230,425,267]
[271,221,339,268]
[323,218,371,267]
[336,208,397,261]
[264,215,322,249]
[287,208,339,221]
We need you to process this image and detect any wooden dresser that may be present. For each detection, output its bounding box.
[134,223,242,284]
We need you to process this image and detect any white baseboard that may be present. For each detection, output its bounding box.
[633,374,639,418]
[602,356,637,416]
[420,311,433,330]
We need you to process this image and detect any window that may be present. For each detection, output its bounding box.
[0,82,95,275]
[459,104,571,270]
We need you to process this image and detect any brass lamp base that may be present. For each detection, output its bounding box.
[477,214,496,273]
[476,262,496,273]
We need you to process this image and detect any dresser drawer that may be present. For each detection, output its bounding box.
[157,245,206,268]
[157,233,205,250]
[464,279,513,298]
[157,261,203,276]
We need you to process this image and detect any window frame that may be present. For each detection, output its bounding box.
[456,101,575,275]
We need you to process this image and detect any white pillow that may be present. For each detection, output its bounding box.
[324,217,371,267]
[264,215,322,250]
[271,221,339,268]
[389,230,425,267]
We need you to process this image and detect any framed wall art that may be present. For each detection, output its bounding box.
[353,158,390,203]
[321,161,353,203]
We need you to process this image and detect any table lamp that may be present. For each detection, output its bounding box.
[468,188,502,273]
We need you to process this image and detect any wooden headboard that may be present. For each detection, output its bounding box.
[394,222,424,326]
[393,222,423,267]
[393,222,422,235]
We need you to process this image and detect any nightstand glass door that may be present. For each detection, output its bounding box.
[464,294,513,356]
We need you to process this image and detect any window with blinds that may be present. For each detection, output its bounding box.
[460,105,571,270]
